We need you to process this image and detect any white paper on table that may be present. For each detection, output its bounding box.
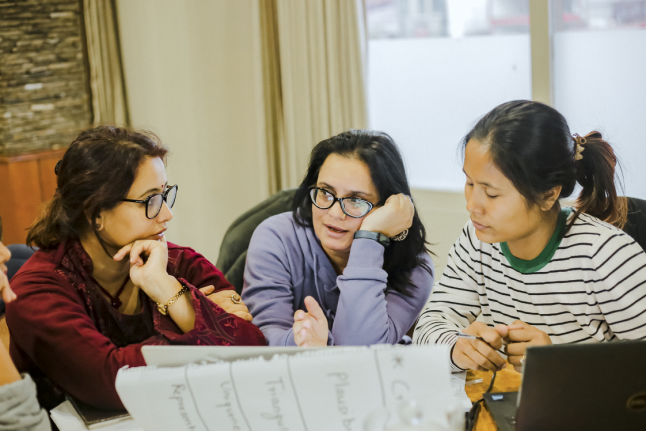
[450,371,474,412]
[289,348,383,431]
[230,355,306,431]
[186,362,250,431]
[116,365,211,431]
[116,345,454,431]
[50,400,143,431]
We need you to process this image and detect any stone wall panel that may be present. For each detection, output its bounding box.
[0,0,91,156]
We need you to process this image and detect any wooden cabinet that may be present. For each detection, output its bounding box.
[0,149,66,245]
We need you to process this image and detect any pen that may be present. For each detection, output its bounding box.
[457,332,484,341]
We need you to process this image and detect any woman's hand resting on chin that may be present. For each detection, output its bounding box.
[114,236,197,333]
[113,235,178,304]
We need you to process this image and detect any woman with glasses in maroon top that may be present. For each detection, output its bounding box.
[5,126,264,411]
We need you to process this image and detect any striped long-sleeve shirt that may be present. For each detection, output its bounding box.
[413,208,646,371]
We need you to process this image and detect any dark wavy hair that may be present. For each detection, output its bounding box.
[27,125,168,249]
[292,130,433,296]
[463,100,627,230]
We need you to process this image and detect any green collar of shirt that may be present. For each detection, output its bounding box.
[500,207,572,274]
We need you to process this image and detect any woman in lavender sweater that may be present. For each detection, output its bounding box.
[242,130,434,346]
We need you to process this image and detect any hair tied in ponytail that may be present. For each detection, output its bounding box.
[54,159,62,176]
[573,134,587,161]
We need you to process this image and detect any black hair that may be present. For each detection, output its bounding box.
[27,126,168,249]
[463,100,627,229]
[293,129,433,296]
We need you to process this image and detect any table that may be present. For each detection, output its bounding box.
[464,367,522,431]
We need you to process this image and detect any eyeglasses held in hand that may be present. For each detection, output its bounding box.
[121,184,178,219]
[309,187,374,218]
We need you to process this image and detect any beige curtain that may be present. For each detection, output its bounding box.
[83,0,129,125]
[261,0,368,193]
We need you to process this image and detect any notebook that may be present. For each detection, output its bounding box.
[50,400,141,431]
[483,341,646,431]
[65,396,131,430]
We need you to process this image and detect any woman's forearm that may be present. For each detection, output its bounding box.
[168,292,196,333]
[159,277,196,333]
[0,342,20,386]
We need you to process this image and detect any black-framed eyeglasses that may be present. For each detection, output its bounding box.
[121,184,178,219]
[309,187,374,218]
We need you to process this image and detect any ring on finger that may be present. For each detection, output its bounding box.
[231,293,242,304]
[520,354,526,365]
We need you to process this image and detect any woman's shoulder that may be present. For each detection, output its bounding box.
[248,212,315,267]
[167,242,200,257]
[255,211,300,235]
[7,245,83,321]
[10,243,70,290]
[564,211,643,260]
[166,242,217,273]
[250,212,306,247]
[566,211,633,244]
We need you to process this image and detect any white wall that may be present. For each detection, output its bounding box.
[116,0,268,263]
[412,189,469,277]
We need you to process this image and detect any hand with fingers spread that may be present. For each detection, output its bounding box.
[452,321,508,372]
[498,320,552,372]
[360,193,415,238]
[199,286,253,322]
[293,296,329,347]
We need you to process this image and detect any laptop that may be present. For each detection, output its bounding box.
[483,341,646,431]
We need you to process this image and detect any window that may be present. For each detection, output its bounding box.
[552,0,646,198]
[367,0,646,198]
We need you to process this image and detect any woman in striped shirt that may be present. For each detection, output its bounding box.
[413,100,646,373]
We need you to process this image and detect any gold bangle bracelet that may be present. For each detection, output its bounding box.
[157,285,189,316]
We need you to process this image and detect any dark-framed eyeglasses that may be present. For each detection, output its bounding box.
[121,184,178,219]
[309,187,374,218]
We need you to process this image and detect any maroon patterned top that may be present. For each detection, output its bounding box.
[6,240,265,410]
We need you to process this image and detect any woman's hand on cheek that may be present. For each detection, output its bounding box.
[293,296,329,347]
[502,320,552,372]
[114,236,173,303]
[359,194,414,238]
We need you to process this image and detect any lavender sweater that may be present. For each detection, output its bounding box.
[242,212,434,346]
